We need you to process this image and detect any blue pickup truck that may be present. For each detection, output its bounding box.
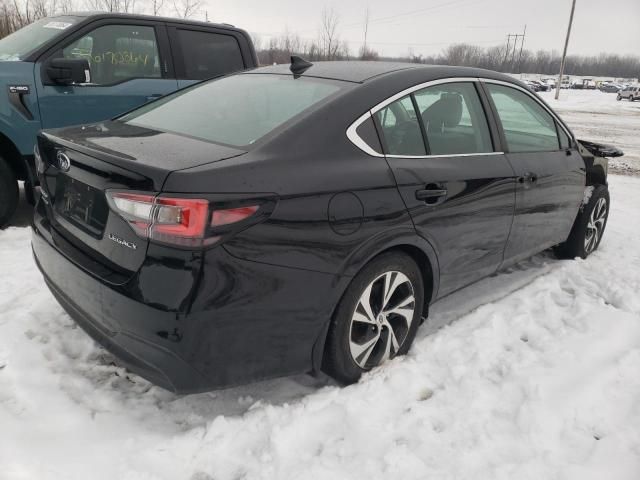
[0,12,257,226]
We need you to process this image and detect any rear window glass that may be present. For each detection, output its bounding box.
[121,74,345,147]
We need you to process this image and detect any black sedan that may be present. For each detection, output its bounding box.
[32,60,622,392]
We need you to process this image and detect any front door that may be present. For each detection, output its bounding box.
[36,21,178,129]
[482,82,585,265]
[377,81,517,297]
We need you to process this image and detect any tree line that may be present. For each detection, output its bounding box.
[258,35,639,79]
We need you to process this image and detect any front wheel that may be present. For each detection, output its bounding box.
[322,252,424,384]
[616,94,622,101]
[0,155,19,228]
[555,185,609,259]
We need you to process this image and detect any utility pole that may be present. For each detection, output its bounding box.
[556,0,577,99]
[517,25,527,73]
[362,7,370,59]
[503,34,512,69]
[503,29,526,73]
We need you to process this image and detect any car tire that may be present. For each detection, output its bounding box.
[554,184,609,260]
[616,94,622,101]
[322,251,424,384]
[0,155,19,228]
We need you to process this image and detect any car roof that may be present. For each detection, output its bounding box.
[246,61,516,85]
[49,12,241,31]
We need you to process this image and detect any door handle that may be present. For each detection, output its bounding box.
[416,186,447,205]
[517,172,538,185]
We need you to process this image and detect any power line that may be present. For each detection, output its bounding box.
[342,0,482,29]
[502,26,526,73]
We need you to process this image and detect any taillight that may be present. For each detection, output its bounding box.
[150,197,210,247]
[106,191,262,248]
[211,206,259,228]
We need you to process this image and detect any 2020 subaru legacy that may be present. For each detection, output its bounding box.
[32,60,621,392]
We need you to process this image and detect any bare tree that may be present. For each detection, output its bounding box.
[84,0,137,13]
[319,7,340,60]
[151,0,163,15]
[172,0,200,19]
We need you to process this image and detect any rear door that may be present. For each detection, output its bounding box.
[36,19,178,129]
[482,81,585,265]
[376,80,516,297]
[167,25,249,89]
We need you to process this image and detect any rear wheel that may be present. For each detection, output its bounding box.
[322,252,424,384]
[616,94,622,101]
[0,156,19,228]
[555,185,609,259]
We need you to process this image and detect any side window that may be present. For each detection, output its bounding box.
[355,116,383,154]
[175,29,244,80]
[558,124,571,149]
[62,24,161,85]
[486,84,560,153]
[375,95,426,156]
[413,82,493,155]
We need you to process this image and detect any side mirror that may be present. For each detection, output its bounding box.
[578,139,624,158]
[46,58,91,85]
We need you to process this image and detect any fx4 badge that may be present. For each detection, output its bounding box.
[108,233,137,250]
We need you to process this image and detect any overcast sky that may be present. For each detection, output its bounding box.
[200,0,640,57]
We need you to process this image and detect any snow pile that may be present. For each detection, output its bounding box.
[541,89,640,175]
[1,175,640,480]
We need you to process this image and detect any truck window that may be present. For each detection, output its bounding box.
[0,16,80,61]
[174,29,244,80]
[62,24,161,85]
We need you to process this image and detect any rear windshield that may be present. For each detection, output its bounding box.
[121,74,346,147]
[0,16,80,61]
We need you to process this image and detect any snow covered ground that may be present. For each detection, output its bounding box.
[0,174,639,479]
[1,89,640,479]
[540,89,640,175]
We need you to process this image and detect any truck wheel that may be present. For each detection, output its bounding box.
[616,94,622,101]
[0,155,19,228]
[554,185,609,260]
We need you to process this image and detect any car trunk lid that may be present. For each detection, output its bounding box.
[36,124,245,282]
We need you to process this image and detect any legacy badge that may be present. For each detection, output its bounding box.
[108,233,137,250]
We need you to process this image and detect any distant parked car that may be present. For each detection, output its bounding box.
[531,80,550,92]
[541,78,556,89]
[617,85,640,101]
[599,83,622,93]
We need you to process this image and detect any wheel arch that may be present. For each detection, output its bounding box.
[311,230,440,374]
[586,161,607,187]
[0,130,27,181]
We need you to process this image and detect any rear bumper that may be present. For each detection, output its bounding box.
[33,228,208,392]
[32,204,344,393]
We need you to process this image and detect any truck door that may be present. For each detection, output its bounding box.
[35,20,178,129]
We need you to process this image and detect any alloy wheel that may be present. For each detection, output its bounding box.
[349,271,416,369]
[584,197,607,254]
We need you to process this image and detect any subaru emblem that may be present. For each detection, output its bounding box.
[56,151,71,172]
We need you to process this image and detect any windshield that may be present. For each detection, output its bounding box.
[0,16,80,61]
[121,74,347,147]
